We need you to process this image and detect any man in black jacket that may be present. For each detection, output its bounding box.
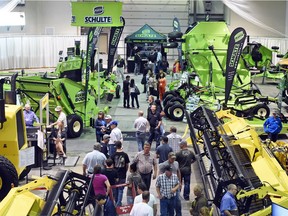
[134,51,142,76]
[123,75,130,108]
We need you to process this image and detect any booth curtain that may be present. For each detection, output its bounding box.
[0,35,87,70]
[222,0,286,37]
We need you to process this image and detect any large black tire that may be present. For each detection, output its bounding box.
[253,103,270,118]
[169,104,185,121]
[168,31,183,39]
[67,114,83,138]
[162,42,178,49]
[164,102,174,119]
[169,97,185,105]
[0,156,18,200]
[115,84,121,99]
[19,166,32,180]
[163,95,174,107]
[163,91,179,101]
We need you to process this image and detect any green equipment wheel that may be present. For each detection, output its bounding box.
[164,102,174,119]
[67,114,83,138]
[168,31,183,39]
[169,104,185,121]
[163,42,178,49]
[253,103,270,118]
[163,95,174,108]
[0,156,18,200]
[163,91,178,101]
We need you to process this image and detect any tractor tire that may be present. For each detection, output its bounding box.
[19,166,32,180]
[163,91,179,100]
[67,114,83,138]
[168,31,183,39]
[115,85,121,99]
[162,42,178,49]
[253,103,270,118]
[164,102,174,119]
[169,104,185,121]
[169,97,185,105]
[0,156,18,200]
[271,46,279,50]
[163,95,174,107]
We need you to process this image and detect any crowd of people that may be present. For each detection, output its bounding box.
[80,89,217,216]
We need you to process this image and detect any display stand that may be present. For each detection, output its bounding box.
[38,93,51,173]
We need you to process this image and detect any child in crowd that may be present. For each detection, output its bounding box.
[126,163,143,204]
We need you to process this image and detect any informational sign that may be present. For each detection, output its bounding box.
[71,2,123,27]
[224,27,247,105]
[19,147,35,167]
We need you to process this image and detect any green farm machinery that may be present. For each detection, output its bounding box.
[4,40,120,138]
[163,22,277,121]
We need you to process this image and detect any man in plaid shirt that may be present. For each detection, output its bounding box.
[156,165,180,216]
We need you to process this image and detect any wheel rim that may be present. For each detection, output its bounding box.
[0,177,2,190]
[257,107,268,117]
[73,121,81,133]
[285,89,288,97]
[173,108,183,118]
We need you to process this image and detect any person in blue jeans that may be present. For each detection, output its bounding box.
[110,141,130,206]
[134,111,149,151]
[94,111,106,142]
[176,140,196,200]
[156,165,180,216]
[147,104,162,148]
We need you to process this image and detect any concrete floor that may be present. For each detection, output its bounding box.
[23,73,286,215]
[25,72,198,216]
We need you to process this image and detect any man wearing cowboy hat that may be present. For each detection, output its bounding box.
[49,105,67,131]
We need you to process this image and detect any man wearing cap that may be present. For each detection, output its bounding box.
[102,115,113,135]
[263,111,283,142]
[134,110,149,151]
[159,152,182,216]
[156,165,180,216]
[23,103,39,127]
[100,134,110,158]
[108,121,123,156]
[49,106,67,131]
[82,143,107,176]
[176,140,196,201]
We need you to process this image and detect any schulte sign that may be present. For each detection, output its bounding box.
[71,2,123,27]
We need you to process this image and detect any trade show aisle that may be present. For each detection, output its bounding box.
[26,72,203,215]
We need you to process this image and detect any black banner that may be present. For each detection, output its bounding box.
[107,17,125,73]
[84,27,102,108]
[172,17,183,70]
[173,17,181,32]
[224,27,247,105]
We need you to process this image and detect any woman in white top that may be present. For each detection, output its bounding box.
[130,79,140,108]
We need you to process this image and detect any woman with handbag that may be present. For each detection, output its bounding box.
[130,79,140,108]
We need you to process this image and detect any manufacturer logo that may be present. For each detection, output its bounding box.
[142,29,150,34]
[94,6,104,15]
[234,30,245,43]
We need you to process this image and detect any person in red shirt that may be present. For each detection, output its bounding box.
[158,72,167,101]
[172,59,181,80]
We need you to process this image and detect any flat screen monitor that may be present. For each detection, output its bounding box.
[271,202,288,216]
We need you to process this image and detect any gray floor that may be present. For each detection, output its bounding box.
[24,74,285,215]
[25,72,198,215]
